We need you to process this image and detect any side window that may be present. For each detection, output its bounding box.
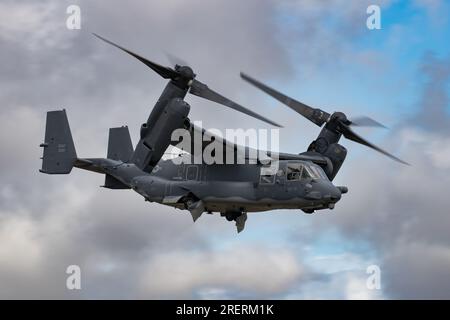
[287,164,302,181]
[260,165,276,184]
[186,165,198,180]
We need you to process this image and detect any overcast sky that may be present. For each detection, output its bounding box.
[0,0,449,299]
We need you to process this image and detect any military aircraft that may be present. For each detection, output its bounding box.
[39,34,407,232]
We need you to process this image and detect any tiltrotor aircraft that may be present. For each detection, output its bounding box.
[40,34,407,232]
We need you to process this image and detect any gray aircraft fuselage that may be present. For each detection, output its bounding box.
[80,156,342,215]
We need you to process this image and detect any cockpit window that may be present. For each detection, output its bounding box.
[287,162,327,181]
[308,164,328,179]
[301,167,312,179]
[287,163,303,181]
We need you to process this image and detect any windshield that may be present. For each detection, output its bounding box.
[307,163,328,179]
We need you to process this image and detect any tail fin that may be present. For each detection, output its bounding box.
[103,126,134,189]
[40,110,77,174]
[107,126,134,162]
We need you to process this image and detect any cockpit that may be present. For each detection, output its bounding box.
[286,162,328,181]
[259,161,329,184]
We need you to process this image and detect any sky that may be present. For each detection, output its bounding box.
[0,0,449,299]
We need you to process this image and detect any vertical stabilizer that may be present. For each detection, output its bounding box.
[107,126,134,162]
[40,110,77,174]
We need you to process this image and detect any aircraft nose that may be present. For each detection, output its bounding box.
[305,181,341,203]
[323,183,341,202]
[330,185,342,201]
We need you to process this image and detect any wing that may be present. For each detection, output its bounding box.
[170,119,329,165]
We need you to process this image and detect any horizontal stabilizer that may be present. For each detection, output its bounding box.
[103,175,130,189]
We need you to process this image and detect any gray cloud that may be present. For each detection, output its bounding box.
[412,53,450,132]
[306,53,450,298]
[139,246,303,299]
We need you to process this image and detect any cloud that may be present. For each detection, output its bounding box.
[412,53,450,132]
[0,186,306,298]
[413,0,449,25]
[139,246,303,299]
[0,1,69,50]
[0,216,43,273]
[308,53,450,298]
[383,242,450,299]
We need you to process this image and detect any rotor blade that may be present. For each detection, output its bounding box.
[341,124,409,165]
[240,72,330,127]
[189,79,282,127]
[350,116,387,128]
[93,33,179,79]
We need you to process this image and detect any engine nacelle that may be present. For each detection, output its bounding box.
[307,120,347,181]
[132,98,190,171]
[322,143,347,180]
